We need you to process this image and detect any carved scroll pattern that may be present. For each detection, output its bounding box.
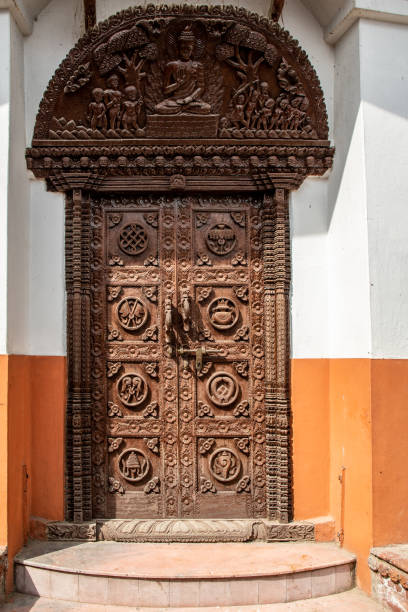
[65,190,92,522]
[262,190,291,522]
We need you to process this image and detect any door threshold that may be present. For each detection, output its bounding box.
[41,518,317,543]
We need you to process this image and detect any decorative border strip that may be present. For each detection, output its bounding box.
[369,554,408,591]
[44,519,314,542]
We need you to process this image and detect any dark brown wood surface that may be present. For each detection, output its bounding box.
[91,195,266,519]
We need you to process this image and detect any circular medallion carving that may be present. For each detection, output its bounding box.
[206,224,236,255]
[209,448,241,483]
[118,448,150,482]
[206,372,239,407]
[119,223,148,255]
[117,297,148,331]
[208,298,238,330]
[117,373,148,407]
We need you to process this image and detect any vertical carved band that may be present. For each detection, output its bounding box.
[263,189,291,522]
[66,189,92,522]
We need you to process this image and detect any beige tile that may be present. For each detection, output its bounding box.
[258,576,286,604]
[50,570,79,601]
[24,567,51,597]
[169,579,200,607]
[138,579,170,606]
[199,578,228,606]
[226,578,258,605]
[107,576,139,606]
[78,574,108,604]
[286,570,312,602]
[335,563,354,593]
[312,567,337,598]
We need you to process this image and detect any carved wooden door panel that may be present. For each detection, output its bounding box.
[176,196,266,519]
[91,194,266,519]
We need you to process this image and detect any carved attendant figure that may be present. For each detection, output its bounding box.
[229,94,246,129]
[104,74,122,130]
[88,88,107,130]
[246,88,260,128]
[256,82,275,130]
[155,26,211,115]
[121,85,142,131]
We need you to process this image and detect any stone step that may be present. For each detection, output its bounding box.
[4,589,384,611]
[15,541,355,607]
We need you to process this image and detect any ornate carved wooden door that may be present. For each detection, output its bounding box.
[91,194,266,519]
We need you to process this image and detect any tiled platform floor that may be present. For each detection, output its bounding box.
[15,541,355,579]
[14,541,356,607]
[3,588,384,611]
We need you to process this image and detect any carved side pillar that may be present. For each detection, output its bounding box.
[65,189,92,522]
[263,188,291,523]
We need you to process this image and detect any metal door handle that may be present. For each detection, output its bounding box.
[178,345,222,373]
[180,287,190,333]
[178,347,196,370]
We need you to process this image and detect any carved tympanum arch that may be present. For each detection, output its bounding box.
[27,5,333,540]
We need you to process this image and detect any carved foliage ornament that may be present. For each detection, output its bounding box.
[32,5,329,146]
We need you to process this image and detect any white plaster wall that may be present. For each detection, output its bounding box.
[0,11,10,354]
[359,20,408,358]
[282,0,334,358]
[7,16,31,354]
[290,179,330,358]
[282,0,334,140]
[327,21,372,358]
[23,0,84,355]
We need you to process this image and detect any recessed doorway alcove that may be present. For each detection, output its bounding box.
[26,4,333,543]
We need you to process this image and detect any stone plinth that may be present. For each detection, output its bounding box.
[15,540,355,607]
[146,114,219,138]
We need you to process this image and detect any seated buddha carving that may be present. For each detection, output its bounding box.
[155,26,211,115]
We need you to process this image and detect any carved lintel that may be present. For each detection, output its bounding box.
[47,171,106,193]
[28,5,332,174]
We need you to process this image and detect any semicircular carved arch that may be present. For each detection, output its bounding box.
[27,4,333,185]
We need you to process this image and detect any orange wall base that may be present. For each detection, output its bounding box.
[0,355,65,591]
[1,355,408,595]
[292,358,408,593]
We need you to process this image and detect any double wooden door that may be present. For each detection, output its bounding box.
[90,194,266,519]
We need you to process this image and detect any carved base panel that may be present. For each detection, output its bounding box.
[146,115,219,139]
[45,519,315,543]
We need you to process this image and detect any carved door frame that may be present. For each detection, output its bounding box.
[26,5,333,538]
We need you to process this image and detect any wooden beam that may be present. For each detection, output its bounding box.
[84,0,96,31]
[270,0,285,21]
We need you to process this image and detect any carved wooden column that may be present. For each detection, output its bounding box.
[263,188,291,523]
[65,188,92,522]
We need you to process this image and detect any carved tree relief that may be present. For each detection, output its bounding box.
[28,5,333,534]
